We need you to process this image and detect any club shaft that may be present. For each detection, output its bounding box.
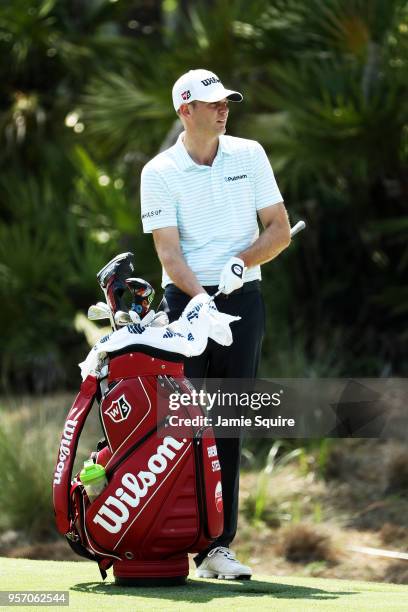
[102,287,117,331]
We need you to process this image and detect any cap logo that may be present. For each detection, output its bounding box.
[181,90,191,100]
[201,77,220,86]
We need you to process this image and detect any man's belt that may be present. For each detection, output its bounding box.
[165,280,261,298]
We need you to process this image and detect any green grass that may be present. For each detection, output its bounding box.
[1,558,408,611]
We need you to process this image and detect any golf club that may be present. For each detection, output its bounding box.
[96,252,135,330]
[114,310,133,326]
[126,277,155,318]
[289,220,306,237]
[211,220,306,300]
[87,302,111,321]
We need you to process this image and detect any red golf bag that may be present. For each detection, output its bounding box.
[52,349,223,585]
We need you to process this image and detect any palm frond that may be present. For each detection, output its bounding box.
[81,72,175,158]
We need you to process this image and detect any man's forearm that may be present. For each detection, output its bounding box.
[238,221,291,268]
[160,250,206,297]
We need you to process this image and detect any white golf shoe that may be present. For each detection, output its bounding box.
[195,546,252,580]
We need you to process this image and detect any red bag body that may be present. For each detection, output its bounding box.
[52,350,223,583]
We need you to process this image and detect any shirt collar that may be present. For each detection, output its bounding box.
[218,135,232,156]
[175,132,232,171]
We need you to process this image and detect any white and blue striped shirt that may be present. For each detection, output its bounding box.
[140,133,283,288]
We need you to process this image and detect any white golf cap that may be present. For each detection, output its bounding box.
[172,68,243,112]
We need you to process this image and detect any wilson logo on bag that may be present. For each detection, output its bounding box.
[93,436,187,534]
[105,395,132,423]
[53,417,79,485]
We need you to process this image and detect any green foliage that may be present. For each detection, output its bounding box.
[0,173,116,390]
[0,394,102,541]
[70,145,138,238]
[243,441,302,526]
[0,1,149,390]
[0,177,72,389]
[81,73,175,159]
[0,415,55,538]
[251,0,408,374]
[0,0,407,389]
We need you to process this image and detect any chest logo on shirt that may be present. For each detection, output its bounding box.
[224,174,248,182]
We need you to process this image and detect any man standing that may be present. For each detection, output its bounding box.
[140,69,291,579]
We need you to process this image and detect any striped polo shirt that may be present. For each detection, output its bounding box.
[140,133,283,288]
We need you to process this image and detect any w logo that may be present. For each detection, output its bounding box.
[105,395,132,423]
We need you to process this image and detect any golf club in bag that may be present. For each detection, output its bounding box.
[52,253,224,586]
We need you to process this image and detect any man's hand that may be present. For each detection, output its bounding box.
[218,257,246,295]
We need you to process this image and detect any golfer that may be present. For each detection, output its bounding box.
[140,69,291,579]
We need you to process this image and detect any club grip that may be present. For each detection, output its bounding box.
[290,220,306,237]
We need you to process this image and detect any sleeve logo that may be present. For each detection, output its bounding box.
[142,209,162,220]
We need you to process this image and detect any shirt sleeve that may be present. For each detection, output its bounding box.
[252,142,283,211]
[140,165,178,233]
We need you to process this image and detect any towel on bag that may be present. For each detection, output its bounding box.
[79,293,240,380]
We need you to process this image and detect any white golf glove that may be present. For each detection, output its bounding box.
[218,257,246,295]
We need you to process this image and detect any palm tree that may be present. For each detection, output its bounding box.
[1,0,407,388]
[249,0,408,374]
[0,0,144,389]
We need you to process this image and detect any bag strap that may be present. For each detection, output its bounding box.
[52,375,97,535]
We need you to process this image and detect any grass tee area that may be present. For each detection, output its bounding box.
[2,558,408,611]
